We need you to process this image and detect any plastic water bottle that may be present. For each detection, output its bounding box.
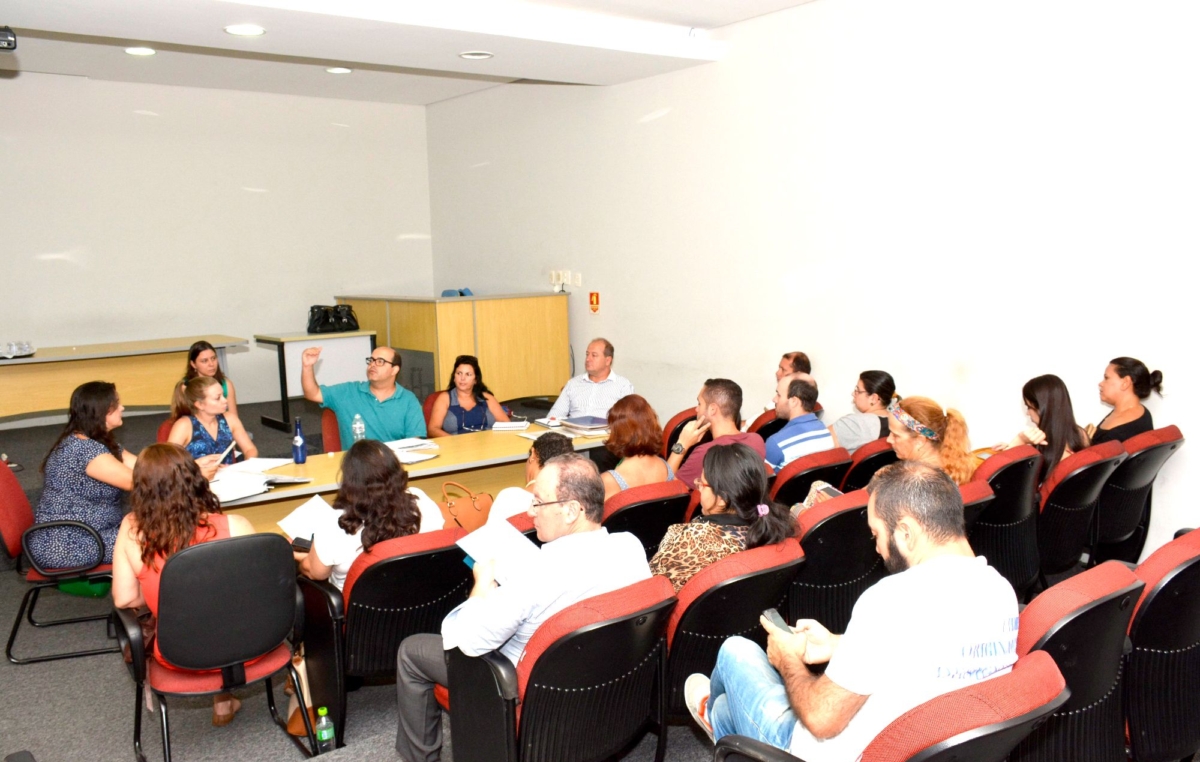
[351,413,366,443]
[292,417,307,464]
[314,706,335,753]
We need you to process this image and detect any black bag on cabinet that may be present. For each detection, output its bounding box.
[307,304,360,334]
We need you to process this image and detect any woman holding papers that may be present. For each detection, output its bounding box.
[168,376,257,464]
[649,443,792,592]
[28,382,141,570]
[427,355,511,436]
[600,394,674,500]
[111,443,254,726]
[179,340,241,421]
[295,439,443,590]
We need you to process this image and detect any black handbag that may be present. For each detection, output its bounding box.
[307,304,360,334]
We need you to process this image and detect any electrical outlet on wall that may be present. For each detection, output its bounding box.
[574,273,582,287]
[562,270,572,286]
[551,270,562,285]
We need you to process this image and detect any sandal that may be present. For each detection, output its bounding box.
[212,694,242,727]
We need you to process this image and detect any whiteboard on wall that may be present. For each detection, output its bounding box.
[255,332,375,397]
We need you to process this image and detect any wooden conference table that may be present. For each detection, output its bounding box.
[0,335,246,419]
[225,429,603,535]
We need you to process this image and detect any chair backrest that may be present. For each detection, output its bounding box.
[1017,561,1143,712]
[156,534,297,676]
[601,480,691,558]
[840,438,898,492]
[967,445,1042,596]
[322,408,342,453]
[341,527,469,676]
[514,576,676,761]
[1036,441,1126,576]
[1096,425,1184,545]
[661,408,711,459]
[0,463,35,560]
[1125,528,1200,762]
[506,512,539,544]
[789,489,885,631]
[422,392,439,426]
[747,409,777,435]
[769,447,852,505]
[666,540,805,716]
[959,481,995,529]
[155,417,176,444]
[861,650,1069,762]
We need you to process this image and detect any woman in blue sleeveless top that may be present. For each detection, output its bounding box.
[427,355,511,436]
[168,376,257,464]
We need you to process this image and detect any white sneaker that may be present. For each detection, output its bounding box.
[684,673,714,743]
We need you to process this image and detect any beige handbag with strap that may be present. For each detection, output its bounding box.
[437,481,493,532]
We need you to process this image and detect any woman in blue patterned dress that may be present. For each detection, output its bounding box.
[28,382,138,569]
[167,376,257,464]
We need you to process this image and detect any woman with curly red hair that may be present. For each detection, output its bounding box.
[111,443,254,726]
[600,394,674,500]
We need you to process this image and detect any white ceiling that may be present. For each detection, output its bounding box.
[0,0,814,105]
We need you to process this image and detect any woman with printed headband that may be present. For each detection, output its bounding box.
[886,396,976,485]
[649,443,793,593]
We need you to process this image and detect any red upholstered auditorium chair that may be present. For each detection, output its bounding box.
[114,534,318,761]
[1093,425,1184,565]
[505,512,541,546]
[601,480,691,559]
[713,651,1069,762]
[665,540,805,718]
[1125,528,1200,762]
[786,489,885,632]
[661,408,712,460]
[321,408,341,453]
[155,417,176,444]
[968,445,1043,599]
[422,391,438,426]
[3,463,120,665]
[445,576,677,762]
[839,438,899,493]
[958,480,995,530]
[748,410,786,441]
[1034,441,1126,588]
[298,528,469,746]
[1009,561,1144,762]
[768,448,852,507]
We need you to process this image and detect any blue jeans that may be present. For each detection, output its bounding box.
[708,636,797,750]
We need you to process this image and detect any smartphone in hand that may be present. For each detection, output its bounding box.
[762,607,790,631]
[291,535,313,553]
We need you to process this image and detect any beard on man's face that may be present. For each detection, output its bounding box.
[883,533,910,574]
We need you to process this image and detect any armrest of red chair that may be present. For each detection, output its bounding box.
[445,646,520,762]
[714,734,803,761]
[114,605,147,685]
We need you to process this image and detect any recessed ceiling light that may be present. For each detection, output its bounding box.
[459,51,494,60]
[326,67,353,74]
[224,24,266,37]
[125,47,156,56]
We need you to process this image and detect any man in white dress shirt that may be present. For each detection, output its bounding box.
[546,338,634,421]
[393,452,650,762]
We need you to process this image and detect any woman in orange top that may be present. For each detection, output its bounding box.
[111,443,254,726]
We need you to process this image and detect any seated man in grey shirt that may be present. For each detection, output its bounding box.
[394,452,650,762]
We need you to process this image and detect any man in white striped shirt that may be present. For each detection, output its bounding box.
[765,374,834,473]
[547,338,634,420]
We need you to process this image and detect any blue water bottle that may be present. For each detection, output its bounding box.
[292,416,307,464]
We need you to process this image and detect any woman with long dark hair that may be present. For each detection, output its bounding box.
[177,340,241,421]
[996,374,1088,479]
[111,444,255,725]
[1088,357,1163,445]
[295,439,444,590]
[650,443,793,592]
[829,370,897,453]
[427,355,511,436]
[28,382,138,569]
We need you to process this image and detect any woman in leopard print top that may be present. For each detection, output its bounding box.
[650,443,793,592]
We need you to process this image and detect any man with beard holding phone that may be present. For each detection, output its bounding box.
[684,461,1018,762]
[668,378,766,488]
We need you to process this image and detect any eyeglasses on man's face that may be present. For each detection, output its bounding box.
[365,356,398,367]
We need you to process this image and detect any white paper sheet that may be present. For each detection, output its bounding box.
[277,495,337,540]
[210,471,270,504]
[456,519,540,586]
[222,457,294,474]
[385,438,439,451]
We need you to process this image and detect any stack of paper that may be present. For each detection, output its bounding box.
[209,470,271,503]
[492,421,530,431]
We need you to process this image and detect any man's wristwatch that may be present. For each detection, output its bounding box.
[670,442,685,455]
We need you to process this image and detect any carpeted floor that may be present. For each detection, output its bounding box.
[0,401,714,762]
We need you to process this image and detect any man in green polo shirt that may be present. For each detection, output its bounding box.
[300,345,426,446]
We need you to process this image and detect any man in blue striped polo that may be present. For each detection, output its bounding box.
[765,374,834,473]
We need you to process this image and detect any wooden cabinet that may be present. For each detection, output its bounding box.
[335,293,569,403]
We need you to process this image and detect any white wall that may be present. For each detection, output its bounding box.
[0,72,434,409]
[427,0,1200,558]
